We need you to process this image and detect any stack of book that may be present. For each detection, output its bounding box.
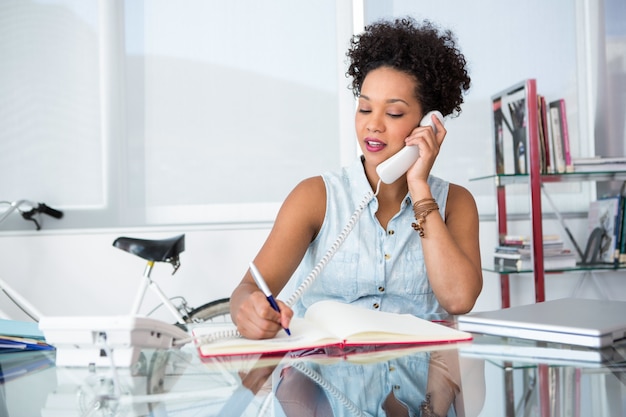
[572,157,626,173]
[493,235,577,272]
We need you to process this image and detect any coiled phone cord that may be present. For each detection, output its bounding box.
[290,361,367,417]
[285,181,380,308]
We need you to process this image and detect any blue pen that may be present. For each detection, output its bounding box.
[249,262,291,336]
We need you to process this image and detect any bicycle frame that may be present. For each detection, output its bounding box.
[131,260,187,324]
[0,200,28,224]
[0,276,42,321]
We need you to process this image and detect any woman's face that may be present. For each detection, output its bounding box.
[355,66,423,166]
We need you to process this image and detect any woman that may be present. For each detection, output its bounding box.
[230,17,482,341]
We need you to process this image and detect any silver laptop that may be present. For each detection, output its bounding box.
[457,298,626,348]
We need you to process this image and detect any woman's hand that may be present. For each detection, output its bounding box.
[405,113,447,182]
[232,289,293,340]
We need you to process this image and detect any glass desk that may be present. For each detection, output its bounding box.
[1,334,624,417]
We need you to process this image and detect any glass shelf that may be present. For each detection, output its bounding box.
[470,170,626,186]
[484,263,625,275]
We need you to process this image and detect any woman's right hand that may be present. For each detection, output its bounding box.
[233,289,293,340]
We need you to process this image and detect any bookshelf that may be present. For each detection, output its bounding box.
[473,79,626,309]
[476,171,626,308]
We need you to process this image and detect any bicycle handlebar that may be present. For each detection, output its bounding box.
[35,203,64,219]
[0,200,64,230]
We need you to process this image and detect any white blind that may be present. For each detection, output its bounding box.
[0,0,352,230]
[0,1,103,210]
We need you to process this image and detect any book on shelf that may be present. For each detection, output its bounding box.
[500,234,563,247]
[192,300,472,358]
[572,156,626,173]
[493,98,506,174]
[492,80,533,175]
[614,193,626,267]
[585,196,622,265]
[618,184,626,264]
[494,233,576,271]
[497,239,564,252]
[537,95,551,174]
[494,247,570,260]
[548,100,566,173]
[494,250,577,271]
[548,99,573,173]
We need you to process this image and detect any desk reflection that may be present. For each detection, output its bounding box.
[2,337,624,416]
[216,345,485,417]
[0,344,484,416]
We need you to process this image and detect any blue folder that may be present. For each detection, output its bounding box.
[0,319,52,352]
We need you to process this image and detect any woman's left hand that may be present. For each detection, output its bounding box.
[405,113,446,182]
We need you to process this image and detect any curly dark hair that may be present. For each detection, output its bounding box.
[346,17,470,117]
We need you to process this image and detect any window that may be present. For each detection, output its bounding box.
[0,1,356,230]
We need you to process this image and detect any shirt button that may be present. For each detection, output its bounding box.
[378,286,385,292]
[384,253,391,260]
[373,303,380,309]
[393,384,400,390]
[388,230,395,235]
[389,365,395,372]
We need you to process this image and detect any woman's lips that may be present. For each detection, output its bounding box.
[365,139,386,153]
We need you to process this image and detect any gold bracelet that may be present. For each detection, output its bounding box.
[411,198,439,237]
[412,198,436,208]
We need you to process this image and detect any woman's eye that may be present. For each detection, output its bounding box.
[388,113,403,118]
[358,108,372,114]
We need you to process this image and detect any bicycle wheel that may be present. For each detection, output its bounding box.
[185,298,231,323]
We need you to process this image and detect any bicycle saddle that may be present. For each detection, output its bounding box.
[113,234,185,264]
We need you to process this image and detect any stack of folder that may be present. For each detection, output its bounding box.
[0,319,53,353]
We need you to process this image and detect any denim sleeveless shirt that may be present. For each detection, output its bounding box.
[283,157,449,321]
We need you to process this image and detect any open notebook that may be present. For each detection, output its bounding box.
[457,298,626,348]
[193,300,472,358]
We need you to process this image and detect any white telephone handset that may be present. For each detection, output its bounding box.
[376,110,444,184]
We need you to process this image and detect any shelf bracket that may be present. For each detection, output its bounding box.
[540,184,585,260]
